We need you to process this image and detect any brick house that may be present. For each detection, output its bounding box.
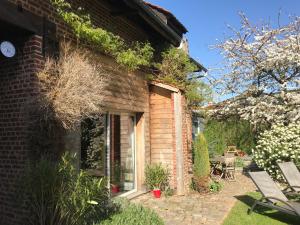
[0,0,206,224]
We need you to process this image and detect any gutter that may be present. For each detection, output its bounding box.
[123,0,183,46]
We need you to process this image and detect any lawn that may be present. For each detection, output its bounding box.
[223,192,299,225]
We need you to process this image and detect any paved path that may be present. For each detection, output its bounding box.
[132,174,256,225]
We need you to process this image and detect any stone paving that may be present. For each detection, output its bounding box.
[132,174,256,225]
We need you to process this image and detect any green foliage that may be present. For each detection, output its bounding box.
[22,152,117,225]
[157,47,198,88]
[81,118,105,170]
[58,153,117,225]
[99,200,164,225]
[235,157,245,168]
[253,123,300,180]
[145,163,170,190]
[209,180,223,193]
[193,133,210,178]
[185,80,213,108]
[116,42,154,71]
[156,47,210,108]
[50,0,154,71]
[204,119,256,157]
[22,157,62,225]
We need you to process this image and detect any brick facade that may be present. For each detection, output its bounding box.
[0,0,194,224]
[0,35,44,225]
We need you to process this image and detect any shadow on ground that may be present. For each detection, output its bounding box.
[234,193,299,225]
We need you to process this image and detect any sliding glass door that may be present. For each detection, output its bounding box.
[108,113,136,196]
[80,113,136,196]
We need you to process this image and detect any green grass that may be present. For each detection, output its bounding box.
[223,192,299,225]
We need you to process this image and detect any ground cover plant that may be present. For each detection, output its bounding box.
[99,200,164,225]
[223,192,299,225]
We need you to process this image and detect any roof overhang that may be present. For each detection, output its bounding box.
[0,0,42,35]
[123,0,183,46]
[190,57,207,73]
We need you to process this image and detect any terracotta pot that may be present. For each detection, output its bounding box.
[111,185,120,193]
[153,189,161,198]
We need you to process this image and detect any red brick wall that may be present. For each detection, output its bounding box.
[0,1,155,224]
[181,96,193,193]
[0,35,44,225]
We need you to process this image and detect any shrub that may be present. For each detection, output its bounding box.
[99,200,164,225]
[145,163,170,190]
[235,157,245,168]
[22,152,117,225]
[192,133,210,192]
[253,123,300,180]
[204,119,256,156]
[22,157,62,225]
[58,153,118,225]
[37,43,106,130]
[209,180,223,193]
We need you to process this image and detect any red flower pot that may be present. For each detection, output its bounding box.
[153,189,161,198]
[111,185,120,193]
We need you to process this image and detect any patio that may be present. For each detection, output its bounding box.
[132,174,256,225]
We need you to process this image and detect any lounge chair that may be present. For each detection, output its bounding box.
[248,171,300,217]
[278,162,300,193]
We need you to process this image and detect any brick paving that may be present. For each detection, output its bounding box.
[132,174,256,225]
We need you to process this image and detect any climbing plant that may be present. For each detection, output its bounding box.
[156,47,211,108]
[50,0,209,108]
[51,0,154,71]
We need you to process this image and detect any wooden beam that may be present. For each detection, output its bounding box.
[0,0,43,35]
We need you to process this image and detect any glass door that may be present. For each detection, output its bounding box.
[109,113,136,196]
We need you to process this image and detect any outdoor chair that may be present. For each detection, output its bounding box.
[277,162,300,194]
[221,156,236,181]
[248,171,300,218]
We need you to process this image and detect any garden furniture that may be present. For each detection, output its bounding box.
[210,156,224,179]
[221,156,236,181]
[210,155,236,181]
[277,162,300,194]
[248,171,300,217]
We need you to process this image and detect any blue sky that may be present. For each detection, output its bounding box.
[148,0,300,79]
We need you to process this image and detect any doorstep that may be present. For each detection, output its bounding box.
[126,190,148,200]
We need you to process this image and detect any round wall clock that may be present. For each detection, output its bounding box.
[0,41,16,58]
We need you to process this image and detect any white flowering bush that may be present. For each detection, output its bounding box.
[253,123,300,180]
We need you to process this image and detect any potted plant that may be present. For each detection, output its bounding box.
[145,163,170,198]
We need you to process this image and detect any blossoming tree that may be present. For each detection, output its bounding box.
[212,14,300,127]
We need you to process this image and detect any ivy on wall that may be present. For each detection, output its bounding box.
[51,0,154,71]
[50,0,209,108]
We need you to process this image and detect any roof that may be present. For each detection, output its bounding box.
[190,57,207,73]
[122,0,183,46]
[144,2,188,34]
